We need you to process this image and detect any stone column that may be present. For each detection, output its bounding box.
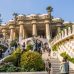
[2,29,6,40]
[57,26,61,33]
[68,27,71,35]
[10,26,14,41]
[23,28,25,39]
[61,31,64,38]
[23,27,27,39]
[17,15,26,42]
[64,29,67,36]
[13,30,16,40]
[19,21,24,42]
[72,24,74,34]
[45,20,51,40]
[32,20,37,36]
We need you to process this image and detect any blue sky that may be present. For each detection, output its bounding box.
[0,0,74,23]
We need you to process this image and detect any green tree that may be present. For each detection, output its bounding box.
[46,6,53,13]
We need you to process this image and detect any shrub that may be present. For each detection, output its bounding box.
[52,45,58,51]
[10,40,17,47]
[0,44,7,52]
[20,51,45,71]
[60,52,74,63]
[4,55,15,63]
[3,48,45,72]
[26,44,33,51]
[0,63,21,72]
[4,47,22,66]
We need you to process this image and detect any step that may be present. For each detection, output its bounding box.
[50,58,74,74]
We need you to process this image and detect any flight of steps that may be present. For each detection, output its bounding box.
[50,58,60,74]
[50,58,74,74]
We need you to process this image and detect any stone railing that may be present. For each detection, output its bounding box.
[3,46,15,57]
[57,50,74,70]
[51,25,74,46]
[51,24,74,69]
[0,38,16,59]
[0,38,9,47]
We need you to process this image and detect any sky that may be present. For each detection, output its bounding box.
[0,0,74,23]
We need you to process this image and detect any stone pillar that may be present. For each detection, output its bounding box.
[8,20,15,41]
[64,29,67,36]
[10,26,14,41]
[23,28,25,39]
[13,30,16,40]
[19,21,24,42]
[23,27,27,39]
[2,29,6,40]
[32,20,37,36]
[61,31,64,38]
[72,25,74,34]
[57,26,61,33]
[17,15,26,42]
[45,20,51,40]
[68,27,71,35]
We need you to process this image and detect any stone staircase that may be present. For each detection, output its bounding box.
[50,58,74,74]
[50,58,60,74]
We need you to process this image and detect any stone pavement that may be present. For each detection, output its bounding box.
[0,72,48,74]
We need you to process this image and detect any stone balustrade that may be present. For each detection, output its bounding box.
[51,24,74,46]
[51,25,74,69]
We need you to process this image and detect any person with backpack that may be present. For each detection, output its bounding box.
[22,42,25,52]
[60,57,69,74]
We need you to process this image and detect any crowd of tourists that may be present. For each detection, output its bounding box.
[21,36,51,54]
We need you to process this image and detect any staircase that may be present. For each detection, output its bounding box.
[50,58,74,74]
[50,58,60,74]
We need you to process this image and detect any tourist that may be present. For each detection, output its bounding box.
[35,39,43,53]
[42,43,51,62]
[43,43,50,53]
[0,49,2,59]
[15,41,18,49]
[32,35,37,51]
[45,59,51,74]
[60,57,69,74]
[22,42,25,52]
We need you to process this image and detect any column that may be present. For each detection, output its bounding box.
[32,22,37,36]
[64,29,67,37]
[10,26,14,41]
[23,28,27,39]
[61,31,64,38]
[45,22,51,40]
[68,27,71,35]
[13,31,16,40]
[2,29,6,40]
[19,21,24,42]
[23,28,25,39]
[57,26,61,33]
[72,25,74,34]
[32,20,37,36]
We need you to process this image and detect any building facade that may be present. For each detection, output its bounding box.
[0,10,73,42]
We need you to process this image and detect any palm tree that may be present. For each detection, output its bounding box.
[46,6,53,13]
[46,6,53,20]
[13,12,18,21]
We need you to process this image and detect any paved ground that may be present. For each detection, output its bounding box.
[0,72,48,74]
